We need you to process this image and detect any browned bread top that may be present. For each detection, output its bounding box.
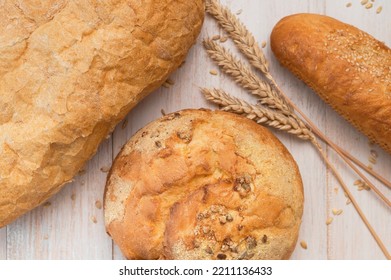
[270,13,391,154]
[0,0,205,227]
[104,109,304,260]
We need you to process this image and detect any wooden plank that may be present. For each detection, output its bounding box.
[6,139,113,259]
[0,227,6,260]
[263,0,329,260]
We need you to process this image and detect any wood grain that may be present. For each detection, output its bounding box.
[0,0,390,259]
[0,227,5,260]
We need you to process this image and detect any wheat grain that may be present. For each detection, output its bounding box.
[332,209,343,216]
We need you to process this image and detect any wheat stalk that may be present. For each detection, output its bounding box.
[203,0,391,259]
[205,0,391,191]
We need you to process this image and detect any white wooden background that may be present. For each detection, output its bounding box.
[1,0,390,260]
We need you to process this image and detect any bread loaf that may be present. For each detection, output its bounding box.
[270,14,391,154]
[104,109,304,260]
[0,0,204,227]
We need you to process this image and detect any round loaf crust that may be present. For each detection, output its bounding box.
[104,109,304,260]
[0,0,205,227]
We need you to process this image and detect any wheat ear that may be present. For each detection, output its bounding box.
[206,0,391,190]
[202,88,315,141]
[206,0,271,80]
[203,38,291,113]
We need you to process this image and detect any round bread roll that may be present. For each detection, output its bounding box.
[104,109,304,260]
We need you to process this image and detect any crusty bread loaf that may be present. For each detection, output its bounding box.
[104,109,304,260]
[0,0,204,227]
[270,14,391,154]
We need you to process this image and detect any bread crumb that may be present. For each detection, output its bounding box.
[71,193,76,201]
[261,41,267,48]
[210,70,218,75]
[300,241,308,250]
[346,198,352,205]
[370,149,378,158]
[91,216,97,224]
[166,78,175,85]
[162,82,170,88]
[95,200,102,210]
[361,0,368,5]
[346,2,352,7]
[121,119,128,130]
[236,9,242,15]
[78,169,86,176]
[326,217,333,225]
[100,166,110,173]
[376,6,382,14]
[354,179,362,186]
[333,187,339,194]
[43,235,49,240]
[161,109,166,116]
[332,208,343,216]
[43,202,51,207]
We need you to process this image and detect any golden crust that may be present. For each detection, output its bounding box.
[104,109,304,260]
[0,0,205,227]
[270,13,391,154]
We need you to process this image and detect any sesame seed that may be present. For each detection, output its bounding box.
[300,241,308,250]
[209,70,218,76]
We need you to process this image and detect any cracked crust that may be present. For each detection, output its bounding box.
[104,109,304,260]
[0,0,205,227]
[270,14,391,154]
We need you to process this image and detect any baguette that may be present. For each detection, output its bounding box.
[0,0,204,227]
[270,14,391,154]
[104,109,304,260]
